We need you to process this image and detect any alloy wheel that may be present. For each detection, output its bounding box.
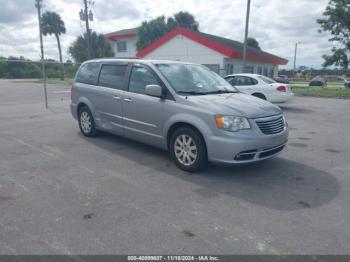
[174,134,198,166]
[80,111,92,134]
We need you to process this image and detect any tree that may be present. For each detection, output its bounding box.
[68,31,114,63]
[0,56,42,79]
[137,16,169,51]
[136,11,199,51]
[168,11,199,31]
[322,47,349,68]
[317,0,350,69]
[41,11,66,80]
[247,37,260,49]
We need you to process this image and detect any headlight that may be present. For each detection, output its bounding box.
[215,115,251,132]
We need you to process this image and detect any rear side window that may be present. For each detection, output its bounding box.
[98,64,127,89]
[250,77,258,85]
[231,76,258,86]
[76,62,100,85]
[258,75,276,84]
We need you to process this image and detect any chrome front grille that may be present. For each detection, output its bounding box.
[256,115,285,135]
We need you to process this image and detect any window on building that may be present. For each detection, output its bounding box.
[264,68,268,76]
[75,62,100,85]
[128,66,160,94]
[225,64,234,75]
[244,66,254,74]
[98,64,127,89]
[257,67,262,75]
[270,69,274,78]
[117,41,127,52]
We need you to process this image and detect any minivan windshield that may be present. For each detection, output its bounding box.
[156,63,238,95]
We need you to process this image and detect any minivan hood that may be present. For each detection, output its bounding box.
[185,93,282,118]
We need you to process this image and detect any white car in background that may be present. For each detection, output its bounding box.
[224,74,294,103]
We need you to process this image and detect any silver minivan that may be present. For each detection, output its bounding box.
[71,59,288,172]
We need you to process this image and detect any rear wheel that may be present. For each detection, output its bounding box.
[252,93,266,100]
[78,106,98,137]
[170,127,207,172]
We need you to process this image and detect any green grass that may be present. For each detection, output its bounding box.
[291,81,350,99]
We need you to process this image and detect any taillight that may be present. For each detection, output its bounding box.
[276,85,286,92]
[71,86,75,101]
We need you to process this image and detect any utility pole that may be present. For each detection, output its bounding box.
[35,0,48,108]
[80,0,93,59]
[242,0,251,73]
[293,41,301,73]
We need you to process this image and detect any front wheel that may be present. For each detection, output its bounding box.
[78,106,98,137]
[170,127,207,172]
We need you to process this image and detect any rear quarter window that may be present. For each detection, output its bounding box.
[75,62,100,85]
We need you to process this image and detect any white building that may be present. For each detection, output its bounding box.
[105,27,138,58]
[105,27,288,77]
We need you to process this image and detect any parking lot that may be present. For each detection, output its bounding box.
[0,79,349,254]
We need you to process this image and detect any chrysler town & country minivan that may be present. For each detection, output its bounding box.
[71,59,288,171]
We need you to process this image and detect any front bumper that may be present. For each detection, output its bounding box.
[206,128,288,164]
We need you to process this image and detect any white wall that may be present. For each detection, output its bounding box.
[142,35,280,77]
[143,35,225,70]
[112,39,137,58]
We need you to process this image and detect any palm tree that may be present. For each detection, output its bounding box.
[41,11,66,80]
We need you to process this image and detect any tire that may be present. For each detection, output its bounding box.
[78,106,98,137]
[170,127,207,172]
[252,93,266,100]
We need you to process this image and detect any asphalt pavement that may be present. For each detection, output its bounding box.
[0,79,349,254]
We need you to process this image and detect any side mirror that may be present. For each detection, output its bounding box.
[145,84,163,98]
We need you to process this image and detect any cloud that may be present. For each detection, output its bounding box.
[0,0,36,23]
[0,0,333,68]
[93,1,140,21]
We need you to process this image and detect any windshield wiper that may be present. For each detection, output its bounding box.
[177,91,208,95]
[177,90,238,96]
[203,90,238,94]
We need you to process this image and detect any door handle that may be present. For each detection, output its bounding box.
[124,98,133,103]
[113,95,121,100]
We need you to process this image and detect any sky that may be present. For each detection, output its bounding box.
[0,0,333,69]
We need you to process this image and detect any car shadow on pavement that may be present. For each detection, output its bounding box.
[81,132,340,212]
[279,105,314,114]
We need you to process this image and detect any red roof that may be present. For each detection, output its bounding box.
[108,33,136,41]
[136,27,288,65]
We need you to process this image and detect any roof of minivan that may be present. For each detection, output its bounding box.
[83,58,197,65]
